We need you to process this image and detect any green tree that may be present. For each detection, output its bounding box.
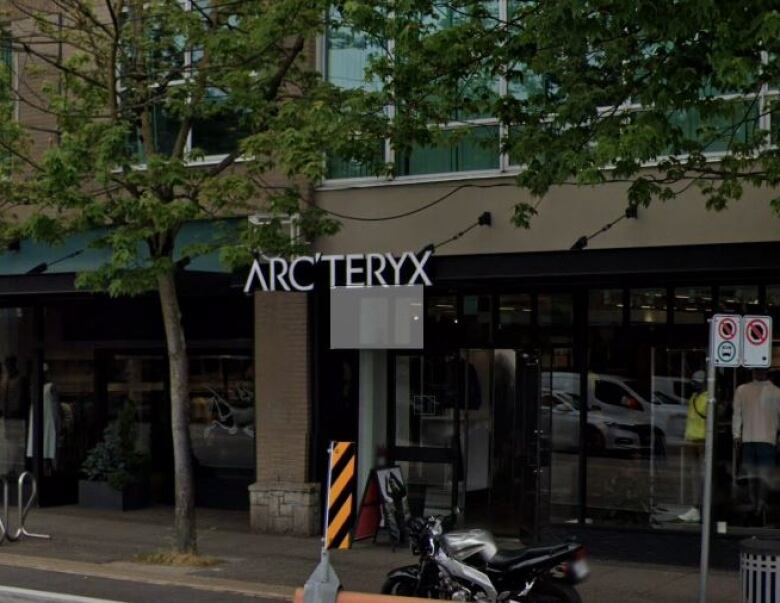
[0,0,383,553]
[343,0,780,224]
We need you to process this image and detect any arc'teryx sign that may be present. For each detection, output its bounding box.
[243,250,433,293]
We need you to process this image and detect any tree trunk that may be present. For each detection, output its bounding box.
[157,268,197,553]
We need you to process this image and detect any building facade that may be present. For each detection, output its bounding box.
[249,8,780,557]
[2,2,780,567]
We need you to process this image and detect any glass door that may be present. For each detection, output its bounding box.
[391,351,463,518]
[462,349,543,538]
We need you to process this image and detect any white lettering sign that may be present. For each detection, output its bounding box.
[244,251,433,293]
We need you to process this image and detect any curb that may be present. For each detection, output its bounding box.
[0,552,294,601]
[0,585,123,603]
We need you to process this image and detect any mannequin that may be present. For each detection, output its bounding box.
[733,368,780,521]
[26,364,61,471]
[677,370,707,523]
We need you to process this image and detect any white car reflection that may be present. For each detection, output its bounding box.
[544,391,643,454]
[545,372,690,454]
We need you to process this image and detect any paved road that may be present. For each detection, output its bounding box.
[0,565,280,603]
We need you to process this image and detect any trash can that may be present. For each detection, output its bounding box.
[740,538,780,602]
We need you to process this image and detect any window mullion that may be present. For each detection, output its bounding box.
[498,0,509,172]
[386,11,396,175]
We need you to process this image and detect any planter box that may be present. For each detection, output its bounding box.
[78,480,149,511]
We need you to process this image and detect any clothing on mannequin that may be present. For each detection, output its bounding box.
[677,371,707,523]
[27,377,61,470]
[732,369,780,520]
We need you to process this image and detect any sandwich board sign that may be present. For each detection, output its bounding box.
[710,314,741,367]
[741,315,773,368]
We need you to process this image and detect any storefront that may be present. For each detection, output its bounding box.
[0,223,255,510]
[311,241,780,551]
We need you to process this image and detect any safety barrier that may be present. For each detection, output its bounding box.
[0,471,51,544]
[293,588,431,603]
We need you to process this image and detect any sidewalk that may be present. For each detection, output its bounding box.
[0,505,739,602]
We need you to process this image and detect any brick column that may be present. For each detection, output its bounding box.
[249,291,320,535]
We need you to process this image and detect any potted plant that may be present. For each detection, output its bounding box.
[79,401,150,510]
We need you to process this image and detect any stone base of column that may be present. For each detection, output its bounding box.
[249,481,321,536]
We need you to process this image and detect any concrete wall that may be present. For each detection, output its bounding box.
[314,176,780,256]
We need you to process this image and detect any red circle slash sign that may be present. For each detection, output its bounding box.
[719,318,738,340]
[746,319,769,345]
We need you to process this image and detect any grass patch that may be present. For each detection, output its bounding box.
[134,549,222,567]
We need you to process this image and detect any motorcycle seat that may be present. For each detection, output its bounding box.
[488,543,569,570]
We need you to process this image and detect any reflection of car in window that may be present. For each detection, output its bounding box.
[543,389,642,454]
[545,372,689,453]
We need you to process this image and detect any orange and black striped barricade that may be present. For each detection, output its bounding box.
[302,441,357,603]
[324,441,356,550]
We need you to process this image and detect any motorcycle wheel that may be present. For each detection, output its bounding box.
[381,576,420,597]
[527,580,583,603]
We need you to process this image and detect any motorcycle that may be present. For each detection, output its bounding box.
[382,516,588,602]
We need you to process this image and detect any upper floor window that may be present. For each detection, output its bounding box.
[323,3,780,183]
[121,1,246,164]
[0,30,13,169]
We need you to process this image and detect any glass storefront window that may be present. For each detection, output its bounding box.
[189,355,254,471]
[397,460,455,517]
[589,289,623,326]
[768,287,780,358]
[45,353,99,490]
[718,285,760,315]
[539,293,573,327]
[0,308,34,480]
[714,367,780,531]
[541,349,579,524]
[462,295,492,341]
[497,294,532,343]
[394,354,460,448]
[498,294,532,327]
[630,288,667,323]
[674,286,712,324]
[427,295,458,345]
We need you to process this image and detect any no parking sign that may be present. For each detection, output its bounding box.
[742,315,773,368]
[710,314,773,368]
[710,314,741,367]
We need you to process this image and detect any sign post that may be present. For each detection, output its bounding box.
[699,314,773,603]
[697,348,718,603]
